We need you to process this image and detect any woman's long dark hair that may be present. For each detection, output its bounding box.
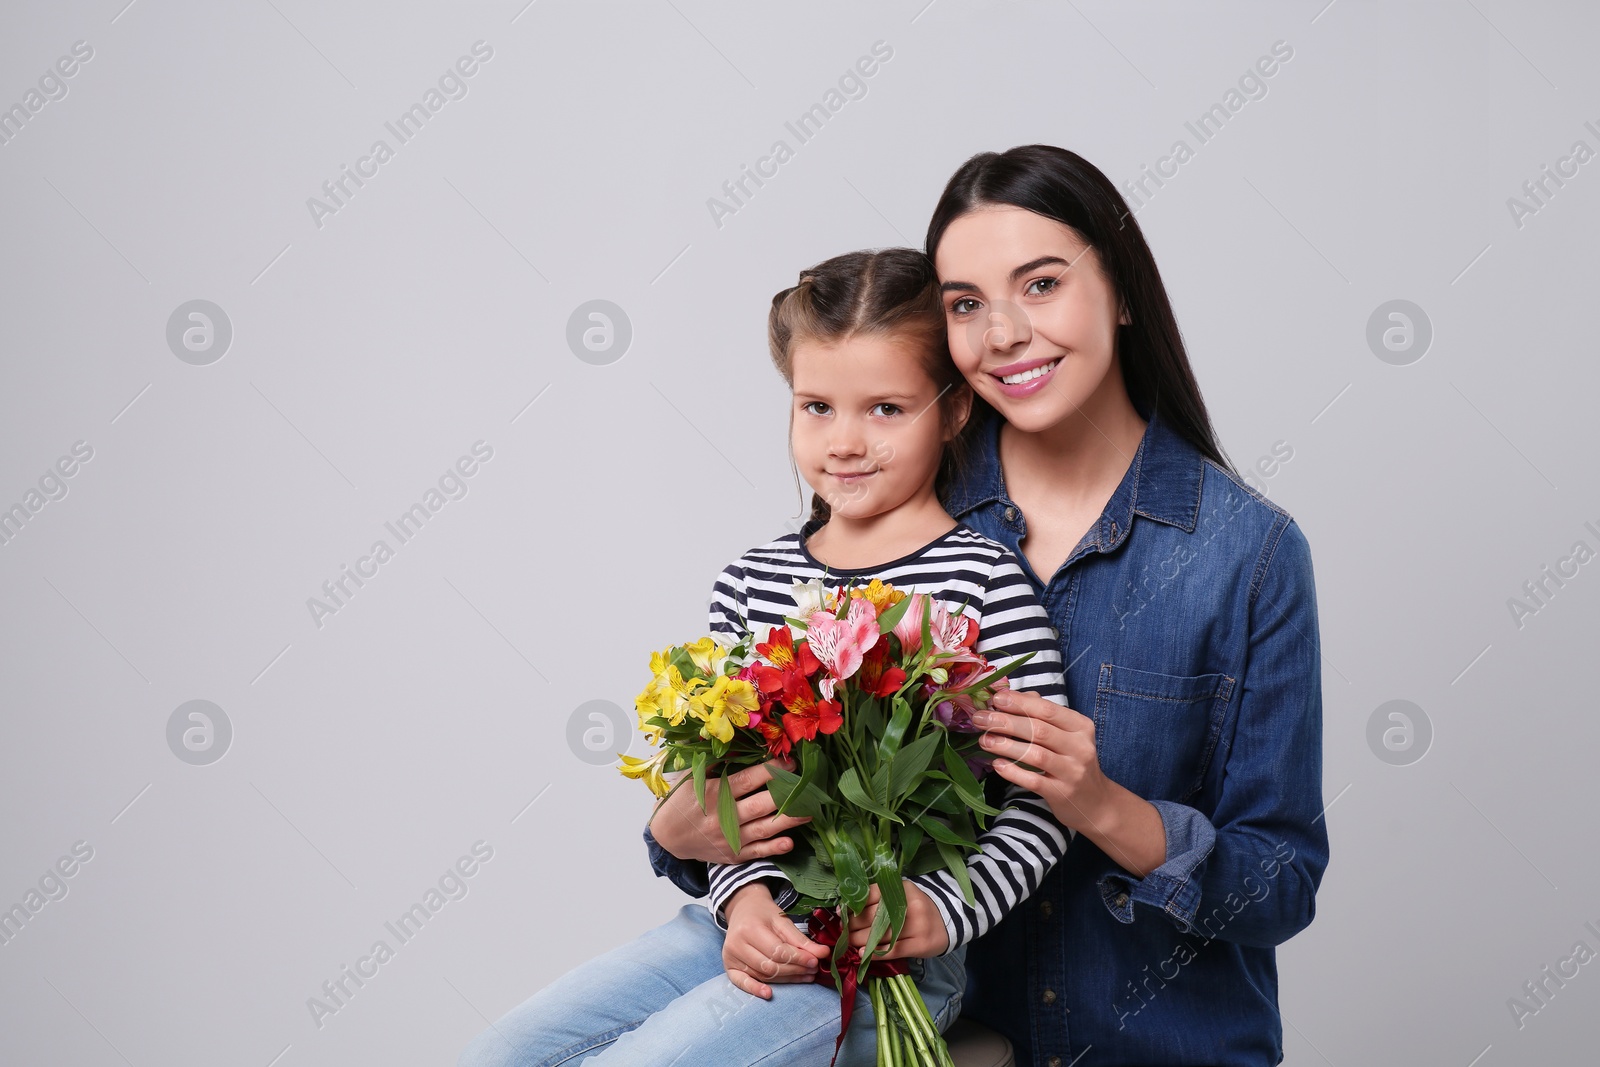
[925,144,1236,475]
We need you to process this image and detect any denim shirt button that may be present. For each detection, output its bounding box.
[1042,988,1057,1004]
[1039,899,1053,917]
[1113,892,1129,907]
[1004,505,1018,522]
[1048,1057,1063,1067]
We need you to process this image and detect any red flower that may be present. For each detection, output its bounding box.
[759,716,792,758]
[757,626,821,675]
[855,641,906,698]
[752,626,821,697]
[780,673,843,743]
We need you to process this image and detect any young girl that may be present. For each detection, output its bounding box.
[458,248,1074,1067]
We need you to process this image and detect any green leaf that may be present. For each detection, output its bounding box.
[767,776,831,821]
[940,746,985,807]
[838,768,901,823]
[877,594,914,633]
[958,650,1036,693]
[692,751,708,811]
[772,841,839,899]
[915,813,976,848]
[870,762,892,808]
[908,779,966,816]
[830,830,872,913]
[880,696,914,760]
[887,733,942,806]
[896,824,924,865]
[936,838,976,906]
[716,767,741,856]
[873,842,907,940]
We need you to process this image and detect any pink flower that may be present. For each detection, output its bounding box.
[807,597,879,683]
[893,595,981,656]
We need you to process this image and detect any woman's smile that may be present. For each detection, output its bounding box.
[991,355,1061,397]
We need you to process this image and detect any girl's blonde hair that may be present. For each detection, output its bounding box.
[767,248,971,526]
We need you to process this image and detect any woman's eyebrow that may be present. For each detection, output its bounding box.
[1009,255,1071,282]
[939,254,1073,294]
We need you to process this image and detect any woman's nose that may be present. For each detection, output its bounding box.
[980,301,1032,351]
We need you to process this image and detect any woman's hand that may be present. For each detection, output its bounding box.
[972,689,1168,878]
[846,881,949,959]
[647,758,813,864]
[723,882,830,999]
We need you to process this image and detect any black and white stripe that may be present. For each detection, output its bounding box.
[702,521,1075,952]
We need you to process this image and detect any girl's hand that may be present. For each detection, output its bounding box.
[723,882,830,999]
[846,881,949,959]
[648,758,813,864]
[972,689,1167,877]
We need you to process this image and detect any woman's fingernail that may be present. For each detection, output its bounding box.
[970,711,991,726]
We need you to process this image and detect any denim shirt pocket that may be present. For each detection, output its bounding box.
[1093,663,1236,802]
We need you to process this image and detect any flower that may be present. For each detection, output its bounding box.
[856,640,906,698]
[806,596,880,682]
[688,674,760,742]
[780,673,843,742]
[618,750,672,797]
[752,626,821,697]
[791,578,827,618]
[850,578,907,617]
[683,636,730,678]
[637,663,700,727]
[758,716,793,759]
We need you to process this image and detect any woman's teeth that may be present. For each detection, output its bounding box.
[998,360,1058,385]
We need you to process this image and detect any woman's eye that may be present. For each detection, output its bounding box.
[802,401,830,416]
[871,403,901,417]
[1025,276,1059,297]
[949,297,980,316]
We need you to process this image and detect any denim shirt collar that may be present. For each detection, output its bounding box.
[943,405,1206,547]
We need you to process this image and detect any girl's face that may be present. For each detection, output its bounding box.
[790,333,969,521]
[934,205,1131,433]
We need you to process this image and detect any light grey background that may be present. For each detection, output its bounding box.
[2,1,1595,1064]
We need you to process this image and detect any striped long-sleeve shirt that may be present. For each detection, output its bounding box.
[702,518,1076,955]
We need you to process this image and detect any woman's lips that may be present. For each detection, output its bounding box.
[991,357,1061,398]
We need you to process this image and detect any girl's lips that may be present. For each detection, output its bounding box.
[991,357,1060,398]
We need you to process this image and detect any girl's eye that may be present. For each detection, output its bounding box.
[1025,276,1059,297]
[949,297,980,317]
[871,403,901,417]
[801,401,830,416]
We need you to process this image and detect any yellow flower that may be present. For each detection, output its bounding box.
[850,578,906,616]
[684,637,730,678]
[689,674,760,742]
[619,750,672,797]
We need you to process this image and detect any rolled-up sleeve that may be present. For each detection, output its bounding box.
[645,823,711,899]
[1096,518,1329,947]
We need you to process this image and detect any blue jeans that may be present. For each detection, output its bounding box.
[458,903,967,1067]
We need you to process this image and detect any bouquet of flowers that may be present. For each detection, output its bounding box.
[621,578,1034,1067]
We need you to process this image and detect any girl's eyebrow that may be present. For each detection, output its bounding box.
[795,392,918,403]
[940,254,1073,294]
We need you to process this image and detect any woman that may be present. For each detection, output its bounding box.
[646,144,1329,1067]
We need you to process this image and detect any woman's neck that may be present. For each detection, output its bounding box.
[1000,386,1148,508]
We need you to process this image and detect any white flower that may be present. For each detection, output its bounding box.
[791,578,826,617]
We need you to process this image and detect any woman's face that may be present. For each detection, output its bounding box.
[789,333,968,521]
[934,205,1130,434]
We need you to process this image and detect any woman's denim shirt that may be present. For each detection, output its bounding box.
[645,407,1329,1067]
